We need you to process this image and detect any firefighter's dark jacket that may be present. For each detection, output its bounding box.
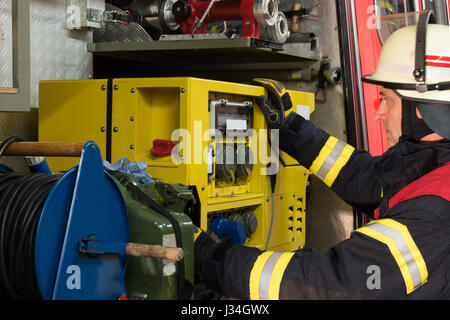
[202,112,450,299]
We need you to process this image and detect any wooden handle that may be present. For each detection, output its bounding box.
[291,3,301,33]
[0,88,19,94]
[1,142,84,157]
[125,243,184,261]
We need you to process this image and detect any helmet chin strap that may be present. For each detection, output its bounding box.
[399,100,434,142]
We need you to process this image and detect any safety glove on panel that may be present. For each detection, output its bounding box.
[252,78,293,130]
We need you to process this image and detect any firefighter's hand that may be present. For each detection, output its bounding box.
[255,95,284,129]
[253,78,293,130]
[194,226,221,276]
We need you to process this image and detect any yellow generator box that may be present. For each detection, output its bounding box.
[39,77,314,251]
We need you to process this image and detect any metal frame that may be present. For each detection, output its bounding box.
[349,0,369,151]
[89,37,319,65]
[0,0,31,112]
[421,0,450,24]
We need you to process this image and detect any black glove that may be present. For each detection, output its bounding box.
[252,78,293,129]
[194,226,221,276]
[193,226,237,297]
[255,95,283,129]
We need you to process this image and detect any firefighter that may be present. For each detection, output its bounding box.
[194,11,450,299]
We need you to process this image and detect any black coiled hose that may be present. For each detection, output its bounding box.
[0,137,59,300]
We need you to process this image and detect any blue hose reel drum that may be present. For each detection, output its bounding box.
[34,141,129,300]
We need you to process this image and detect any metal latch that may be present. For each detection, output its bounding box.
[78,234,184,261]
[78,235,126,256]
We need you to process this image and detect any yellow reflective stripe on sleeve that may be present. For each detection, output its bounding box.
[356,226,414,292]
[309,136,355,187]
[356,219,428,294]
[249,251,273,300]
[323,144,355,187]
[249,251,295,300]
[309,136,339,177]
[267,252,295,300]
[375,219,428,285]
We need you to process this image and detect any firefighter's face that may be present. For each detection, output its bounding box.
[374,88,403,147]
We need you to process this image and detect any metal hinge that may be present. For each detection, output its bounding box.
[87,8,103,24]
[67,2,132,30]
[86,8,132,24]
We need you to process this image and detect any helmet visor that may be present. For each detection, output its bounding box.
[374,11,421,45]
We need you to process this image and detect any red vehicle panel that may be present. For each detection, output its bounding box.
[354,0,387,156]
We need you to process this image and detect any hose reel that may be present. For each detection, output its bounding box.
[0,139,184,300]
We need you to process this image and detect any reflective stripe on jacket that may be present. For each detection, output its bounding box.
[203,113,450,300]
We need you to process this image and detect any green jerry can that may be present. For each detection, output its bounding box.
[112,172,195,300]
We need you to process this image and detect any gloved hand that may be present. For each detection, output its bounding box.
[194,226,221,276]
[193,226,238,298]
[252,78,293,129]
[255,95,284,129]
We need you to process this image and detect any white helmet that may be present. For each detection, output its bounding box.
[362,10,450,140]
